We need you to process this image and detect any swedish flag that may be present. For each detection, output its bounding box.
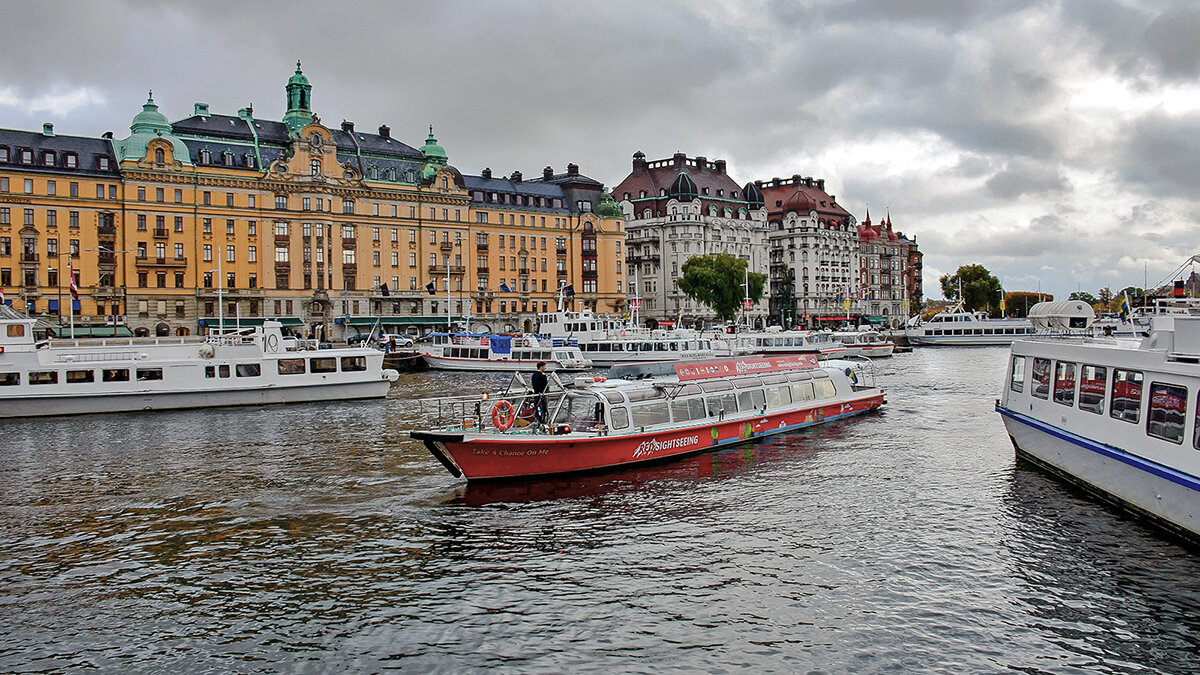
[1119,292,1132,324]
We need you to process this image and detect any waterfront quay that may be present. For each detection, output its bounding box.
[2,347,1197,672]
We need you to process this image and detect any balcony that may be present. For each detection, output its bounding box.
[136,256,188,268]
[342,263,357,272]
[518,268,530,276]
[477,266,489,275]
[98,254,116,266]
[20,251,39,263]
[274,260,291,270]
[440,241,454,251]
[582,269,598,279]
[427,265,466,275]
[274,234,290,245]
[342,237,356,248]
[476,242,488,251]
[556,245,567,254]
[556,269,568,277]
[98,225,116,237]
[153,228,169,239]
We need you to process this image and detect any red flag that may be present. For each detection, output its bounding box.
[68,263,79,300]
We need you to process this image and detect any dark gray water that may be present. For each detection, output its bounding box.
[1,348,1198,673]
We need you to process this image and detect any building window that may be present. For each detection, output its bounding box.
[248,246,257,262]
[310,159,321,176]
[276,195,287,210]
[203,218,212,234]
[175,243,184,259]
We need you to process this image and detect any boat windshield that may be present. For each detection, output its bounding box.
[553,391,606,432]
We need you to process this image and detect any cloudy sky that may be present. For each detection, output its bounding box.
[3,0,1199,302]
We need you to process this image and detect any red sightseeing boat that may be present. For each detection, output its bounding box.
[410,354,886,481]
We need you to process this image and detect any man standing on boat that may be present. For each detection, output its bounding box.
[532,361,549,426]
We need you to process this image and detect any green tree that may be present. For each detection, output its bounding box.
[939,264,1003,313]
[1069,291,1098,305]
[678,253,766,322]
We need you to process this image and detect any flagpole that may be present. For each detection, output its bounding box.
[68,262,74,338]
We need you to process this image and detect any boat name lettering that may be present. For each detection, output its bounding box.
[632,435,700,459]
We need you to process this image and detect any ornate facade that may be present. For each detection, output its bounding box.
[0,63,622,338]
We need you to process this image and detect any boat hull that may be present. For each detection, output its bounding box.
[906,333,1021,346]
[414,392,885,480]
[0,378,392,418]
[419,354,590,372]
[998,405,1200,543]
[840,344,894,358]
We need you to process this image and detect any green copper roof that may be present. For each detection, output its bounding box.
[288,60,310,86]
[130,91,170,134]
[597,189,623,218]
[420,125,447,162]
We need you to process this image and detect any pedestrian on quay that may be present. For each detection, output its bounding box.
[532,361,549,426]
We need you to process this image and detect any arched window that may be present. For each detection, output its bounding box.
[310,159,321,176]
[154,148,165,163]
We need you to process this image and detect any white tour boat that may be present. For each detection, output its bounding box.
[536,308,743,367]
[906,302,1034,346]
[417,332,591,372]
[996,300,1200,543]
[832,329,896,358]
[411,354,885,480]
[0,312,399,418]
[719,327,845,359]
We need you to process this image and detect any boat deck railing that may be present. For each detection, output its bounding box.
[416,390,565,434]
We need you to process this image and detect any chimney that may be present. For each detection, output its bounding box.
[567,163,579,176]
[482,167,492,179]
[672,152,686,167]
[42,123,54,137]
[695,155,707,170]
[511,170,522,183]
[715,159,726,175]
[543,166,554,180]
[378,124,390,138]
[632,150,648,172]
[102,131,114,139]
[341,120,354,133]
[817,179,825,191]
[194,102,210,117]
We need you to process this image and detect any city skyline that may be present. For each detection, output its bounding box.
[2,1,1199,302]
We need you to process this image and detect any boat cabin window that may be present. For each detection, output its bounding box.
[626,388,665,402]
[236,363,262,377]
[310,358,337,373]
[761,374,789,385]
[791,381,815,401]
[341,356,366,372]
[737,388,766,411]
[610,406,629,429]
[700,380,732,393]
[1109,369,1143,423]
[814,379,837,399]
[631,401,670,428]
[1009,357,1025,393]
[8,325,25,337]
[706,392,738,417]
[137,368,164,381]
[103,369,130,382]
[1053,362,1076,406]
[278,358,306,375]
[734,377,762,389]
[67,370,94,383]
[29,371,58,385]
[1078,365,1105,414]
[1147,382,1187,444]
[603,391,625,404]
[670,397,707,422]
[766,385,792,408]
[0,373,20,386]
[219,365,231,378]
[787,371,813,382]
[1031,358,1052,399]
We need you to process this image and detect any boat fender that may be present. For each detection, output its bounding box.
[198,344,215,359]
[491,400,516,431]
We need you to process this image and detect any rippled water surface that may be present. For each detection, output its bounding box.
[2,348,1198,673]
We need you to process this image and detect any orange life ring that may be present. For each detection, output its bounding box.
[491,400,516,431]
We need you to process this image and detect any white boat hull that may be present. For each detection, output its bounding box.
[420,354,590,372]
[840,344,895,358]
[906,333,1021,346]
[0,379,392,418]
[999,406,1200,542]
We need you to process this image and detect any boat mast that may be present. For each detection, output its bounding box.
[743,266,750,331]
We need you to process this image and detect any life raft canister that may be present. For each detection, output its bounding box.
[491,400,517,431]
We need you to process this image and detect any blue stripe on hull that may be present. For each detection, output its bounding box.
[996,404,1200,493]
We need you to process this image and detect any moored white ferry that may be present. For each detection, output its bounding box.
[536,308,742,366]
[417,332,592,372]
[832,329,896,358]
[721,327,846,359]
[410,354,885,481]
[906,302,1034,346]
[0,313,397,418]
[996,301,1200,543]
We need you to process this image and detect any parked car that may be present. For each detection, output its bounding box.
[380,333,414,348]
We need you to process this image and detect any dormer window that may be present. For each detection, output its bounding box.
[154,148,165,163]
[97,156,110,170]
[368,166,379,180]
[405,169,415,182]
[42,151,55,166]
[19,149,33,164]
[223,151,233,166]
[0,147,7,162]
[199,149,211,164]
[244,154,255,168]
[387,168,397,181]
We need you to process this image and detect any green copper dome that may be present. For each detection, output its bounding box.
[597,190,623,218]
[288,60,310,86]
[130,91,170,134]
[420,125,447,162]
